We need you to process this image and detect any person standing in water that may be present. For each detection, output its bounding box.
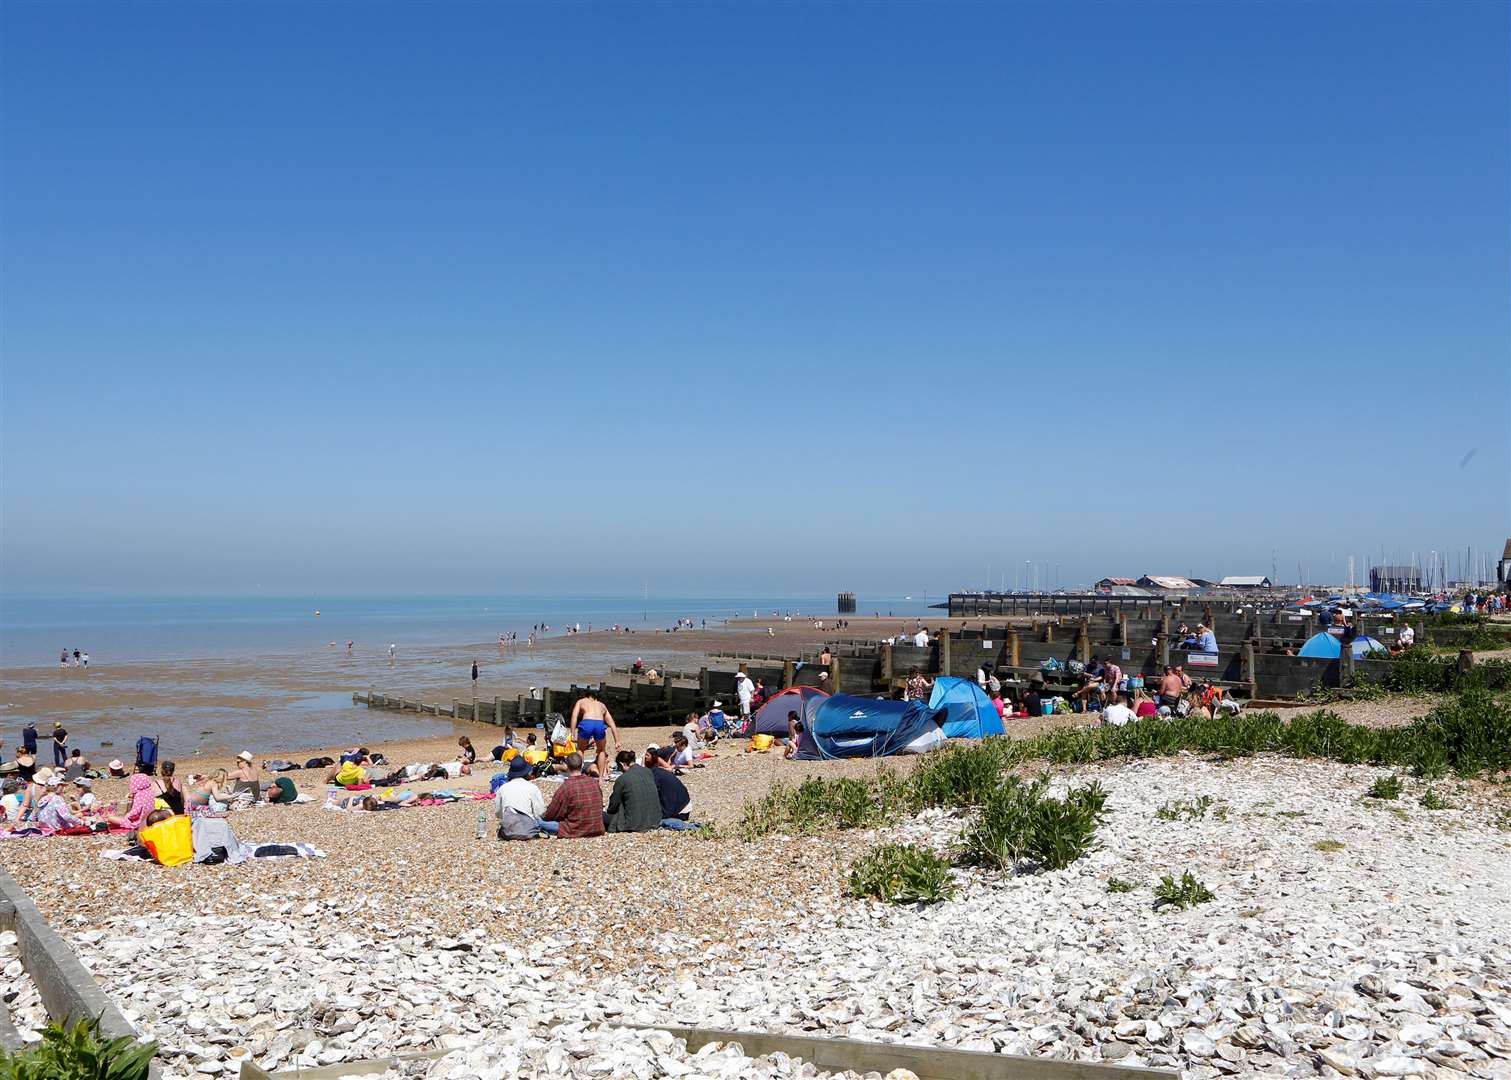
[569,688,620,776]
[388,643,396,663]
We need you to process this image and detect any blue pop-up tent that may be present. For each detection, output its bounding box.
[927,677,1005,738]
[1298,632,1389,659]
[804,695,945,759]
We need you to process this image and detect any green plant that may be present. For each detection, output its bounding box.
[909,743,1009,809]
[846,843,956,904]
[1153,871,1215,910]
[1418,788,1457,810]
[0,1016,156,1080]
[1365,774,1404,800]
[1106,876,1139,893]
[1313,839,1346,852]
[1156,794,1214,821]
[957,775,1104,873]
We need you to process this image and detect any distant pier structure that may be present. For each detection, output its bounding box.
[837,591,857,613]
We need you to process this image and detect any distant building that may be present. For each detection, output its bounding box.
[1498,539,1511,587]
[1370,565,1420,593]
[1096,577,1138,591]
[1219,575,1273,589]
[1137,575,1199,596]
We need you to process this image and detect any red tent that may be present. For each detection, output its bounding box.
[750,685,830,735]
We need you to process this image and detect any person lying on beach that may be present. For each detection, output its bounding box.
[324,759,368,786]
[264,775,299,804]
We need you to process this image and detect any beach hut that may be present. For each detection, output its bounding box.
[1298,632,1389,659]
[804,695,946,759]
[749,686,830,736]
[926,676,1005,738]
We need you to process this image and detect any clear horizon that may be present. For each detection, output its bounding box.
[3,2,1506,596]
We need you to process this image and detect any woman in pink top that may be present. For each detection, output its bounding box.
[106,767,158,830]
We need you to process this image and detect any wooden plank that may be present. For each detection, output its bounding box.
[634,1025,1175,1080]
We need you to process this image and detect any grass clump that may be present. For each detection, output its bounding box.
[1313,839,1346,852]
[958,775,1107,873]
[0,1016,156,1080]
[1155,794,1214,821]
[1418,788,1457,810]
[1153,871,1215,910]
[1106,876,1139,893]
[846,843,955,904]
[1365,774,1404,801]
[909,743,1010,808]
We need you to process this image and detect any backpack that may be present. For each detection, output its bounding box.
[497,809,541,841]
[135,736,159,771]
[1065,659,1085,676]
[1040,658,1062,672]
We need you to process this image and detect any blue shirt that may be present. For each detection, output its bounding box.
[1195,631,1218,654]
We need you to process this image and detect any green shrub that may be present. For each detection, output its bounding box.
[1413,689,1511,776]
[846,843,956,904]
[1153,871,1215,910]
[1365,774,1404,800]
[958,776,1104,873]
[1313,839,1346,852]
[0,1017,156,1080]
[1106,876,1139,893]
[1417,788,1456,810]
[1155,794,1214,821]
[909,743,1009,808]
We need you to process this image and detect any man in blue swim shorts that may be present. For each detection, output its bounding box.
[570,688,621,777]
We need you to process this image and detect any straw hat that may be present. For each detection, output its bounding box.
[237,751,254,763]
[31,767,54,785]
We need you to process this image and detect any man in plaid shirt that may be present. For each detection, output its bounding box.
[542,753,605,838]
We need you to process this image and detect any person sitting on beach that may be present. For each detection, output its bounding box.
[11,768,53,826]
[184,770,230,812]
[1157,666,1187,714]
[234,752,259,785]
[105,758,128,779]
[989,688,1007,720]
[1131,687,1159,719]
[605,750,661,833]
[646,747,697,830]
[702,702,729,741]
[905,668,931,702]
[679,713,705,750]
[457,737,477,765]
[61,749,90,781]
[1100,693,1138,728]
[495,756,550,838]
[570,689,621,777]
[151,761,185,816]
[669,732,695,767]
[541,753,604,838]
[325,758,369,786]
[1021,678,1045,719]
[33,782,86,832]
[106,765,159,831]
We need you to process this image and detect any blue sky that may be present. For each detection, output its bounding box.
[2,2,1506,596]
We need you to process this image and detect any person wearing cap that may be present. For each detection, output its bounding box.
[495,755,549,838]
[20,723,38,757]
[50,722,68,768]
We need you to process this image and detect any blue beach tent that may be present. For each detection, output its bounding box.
[927,677,1005,738]
[1298,632,1389,659]
[805,695,945,759]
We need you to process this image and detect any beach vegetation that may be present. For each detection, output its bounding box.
[846,843,956,904]
[956,775,1105,873]
[1313,839,1346,852]
[1106,876,1139,893]
[1155,794,1214,821]
[0,1017,156,1080]
[1365,775,1404,800]
[1153,871,1215,910]
[1417,788,1456,810]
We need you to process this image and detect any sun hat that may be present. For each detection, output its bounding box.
[237,751,254,762]
[506,756,533,780]
[52,721,62,728]
[32,767,54,785]
[711,701,722,708]
[15,752,34,766]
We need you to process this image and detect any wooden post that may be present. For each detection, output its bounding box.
[1007,629,1021,670]
[1458,649,1474,677]
[782,659,795,689]
[1043,623,1054,643]
[1118,612,1129,647]
[879,645,892,686]
[541,688,553,718]
[939,631,952,678]
[1157,632,1170,669]
[831,658,842,694]
[1078,618,1091,663]
[1242,642,1257,698]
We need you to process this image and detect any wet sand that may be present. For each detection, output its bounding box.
[0,616,965,760]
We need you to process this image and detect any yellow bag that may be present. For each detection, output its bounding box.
[522,749,548,765]
[750,734,775,752]
[139,815,194,867]
[550,739,577,759]
[501,747,519,762]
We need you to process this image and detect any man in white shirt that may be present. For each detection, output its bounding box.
[1397,624,1416,648]
[913,628,929,647]
[1101,693,1138,728]
[495,757,551,835]
[735,672,755,721]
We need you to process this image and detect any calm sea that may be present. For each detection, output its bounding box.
[0,593,931,666]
